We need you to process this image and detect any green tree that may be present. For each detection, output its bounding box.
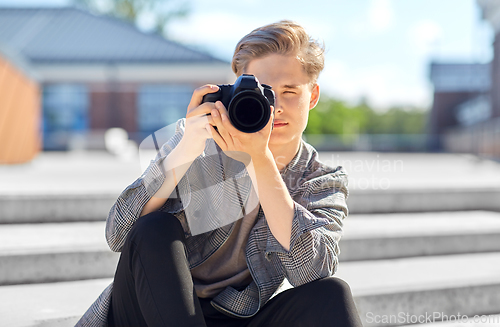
[306,97,370,135]
[73,0,190,37]
[305,96,427,135]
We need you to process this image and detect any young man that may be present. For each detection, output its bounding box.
[77,20,362,327]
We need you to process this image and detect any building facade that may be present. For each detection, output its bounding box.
[0,7,232,152]
[427,0,500,156]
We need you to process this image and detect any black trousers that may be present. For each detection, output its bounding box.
[108,211,363,327]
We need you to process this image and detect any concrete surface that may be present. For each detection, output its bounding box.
[316,152,500,191]
[1,151,500,223]
[0,222,119,284]
[336,252,500,326]
[340,211,500,260]
[1,150,500,326]
[2,150,500,195]
[2,252,500,327]
[2,212,500,284]
[398,314,500,326]
[0,278,112,327]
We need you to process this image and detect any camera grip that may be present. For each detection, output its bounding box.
[201,90,222,104]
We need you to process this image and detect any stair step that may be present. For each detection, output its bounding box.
[2,253,500,327]
[398,313,500,326]
[347,187,500,214]
[335,252,500,327]
[3,211,500,284]
[3,188,500,224]
[0,151,138,224]
[340,210,500,261]
[0,278,112,327]
[0,193,117,223]
[0,222,119,285]
[2,151,500,223]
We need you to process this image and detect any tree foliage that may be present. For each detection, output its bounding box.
[73,0,190,37]
[305,96,428,135]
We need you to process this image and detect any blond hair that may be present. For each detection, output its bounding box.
[232,20,325,84]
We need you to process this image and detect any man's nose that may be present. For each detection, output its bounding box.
[274,97,283,114]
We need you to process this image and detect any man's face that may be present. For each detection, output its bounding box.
[244,54,319,150]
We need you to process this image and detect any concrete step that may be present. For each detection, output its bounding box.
[3,211,500,284]
[398,313,500,326]
[3,151,500,223]
[0,193,117,223]
[347,187,500,214]
[2,253,500,327]
[340,210,500,261]
[0,222,119,285]
[0,278,112,327]
[2,189,500,223]
[335,252,500,327]
[0,151,137,224]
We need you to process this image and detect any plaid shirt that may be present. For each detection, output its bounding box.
[76,119,348,326]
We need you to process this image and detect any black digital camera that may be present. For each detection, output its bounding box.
[201,74,275,133]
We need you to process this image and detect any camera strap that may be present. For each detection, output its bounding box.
[218,151,246,217]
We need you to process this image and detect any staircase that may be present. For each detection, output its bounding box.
[1,151,500,327]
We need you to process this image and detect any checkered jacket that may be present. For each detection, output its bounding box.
[76,119,348,326]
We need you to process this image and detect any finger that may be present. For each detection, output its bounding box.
[206,124,227,151]
[216,102,240,136]
[263,105,275,133]
[188,112,213,128]
[186,102,216,119]
[187,85,219,112]
[210,106,225,134]
[212,102,235,144]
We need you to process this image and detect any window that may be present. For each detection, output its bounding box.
[138,85,193,137]
[42,84,88,150]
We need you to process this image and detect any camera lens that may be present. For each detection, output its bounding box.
[233,98,263,127]
[229,91,270,133]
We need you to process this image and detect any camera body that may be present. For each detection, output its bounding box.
[201,74,275,133]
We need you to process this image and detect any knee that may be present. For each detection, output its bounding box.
[285,278,358,325]
[128,211,184,246]
[306,277,354,301]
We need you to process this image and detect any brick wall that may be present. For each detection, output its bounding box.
[89,83,137,134]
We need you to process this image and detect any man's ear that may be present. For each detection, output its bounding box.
[309,84,320,110]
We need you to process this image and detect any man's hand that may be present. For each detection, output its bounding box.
[207,101,274,161]
[207,100,293,250]
[176,85,220,161]
[140,85,219,216]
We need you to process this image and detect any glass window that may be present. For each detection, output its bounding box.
[138,85,193,136]
[42,84,88,150]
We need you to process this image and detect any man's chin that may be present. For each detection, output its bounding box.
[269,134,295,147]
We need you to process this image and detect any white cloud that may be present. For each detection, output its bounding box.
[319,59,431,109]
[164,3,430,109]
[409,20,444,55]
[167,12,261,57]
[368,0,394,32]
[347,0,394,37]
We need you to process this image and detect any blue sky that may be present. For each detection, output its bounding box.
[0,0,493,109]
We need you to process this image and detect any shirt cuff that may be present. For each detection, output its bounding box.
[265,201,331,254]
[141,154,191,213]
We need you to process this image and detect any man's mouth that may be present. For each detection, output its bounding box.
[273,120,288,127]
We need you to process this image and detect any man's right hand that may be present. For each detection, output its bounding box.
[140,85,220,216]
[176,85,220,160]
